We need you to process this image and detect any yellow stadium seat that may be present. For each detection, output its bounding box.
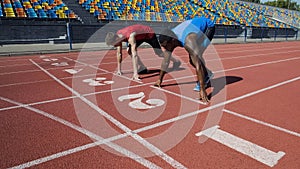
[6,12,16,17]
[56,9,63,14]
[23,1,30,6]
[90,8,95,13]
[35,5,42,10]
[59,12,66,18]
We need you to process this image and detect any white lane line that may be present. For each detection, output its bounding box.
[2,53,300,115]
[152,55,300,75]
[215,56,300,73]
[0,63,34,68]
[0,96,76,112]
[30,59,187,169]
[224,109,300,138]
[206,49,300,62]
[0,97,161,169]
[0,71,108,88]
[0,69,41,75]
[0,43,299,70]
[134,55,300,79]
[64,57,143,84]
[151,86,207,105]
[0,43,298,65]
[210,45,299,54]
[0,79,51,88]
[65,48,300,67]
[1,46,299,77]
[82,72,195,96]
[0,64,80,76]
[195,126,285,167]
[66,45,300,63]
[2,55,300,113]
[133,75,300,134]
[5,75,300,168]
[0,75,176,112]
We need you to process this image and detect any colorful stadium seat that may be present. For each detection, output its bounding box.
[0,0,298,28]
[0,0,77,19]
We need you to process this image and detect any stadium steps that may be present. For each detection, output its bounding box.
[62,0,98,24]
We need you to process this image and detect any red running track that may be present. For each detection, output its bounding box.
[0,41,300,169]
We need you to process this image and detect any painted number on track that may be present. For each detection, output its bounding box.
[83,77,114,86]
[64,69,83,74]
[118,92,165,110]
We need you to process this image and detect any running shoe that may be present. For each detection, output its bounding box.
[193,70,214,91]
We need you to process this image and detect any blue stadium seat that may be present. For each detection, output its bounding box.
[0,0,77,19]
[0,6,3,17]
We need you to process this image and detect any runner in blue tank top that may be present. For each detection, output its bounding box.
[172,17,215,47]
[155,17,215,103]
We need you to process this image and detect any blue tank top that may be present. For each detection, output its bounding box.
[172,17,215,46]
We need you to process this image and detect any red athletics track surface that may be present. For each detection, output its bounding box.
[0,41,300,169]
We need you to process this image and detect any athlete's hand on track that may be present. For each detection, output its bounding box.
[116,71,122,75]
[153,80,162,88]
[199,89,209,104]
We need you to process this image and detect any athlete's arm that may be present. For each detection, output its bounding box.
[116,43,123,75]
[128,32,140,80]
[154,40,175,87]
[185,34,209,103]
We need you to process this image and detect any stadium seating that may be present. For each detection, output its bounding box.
[0,4,3,17]
[2,0,15,17]
[0,0,77,19]
[0,0,299,29]
[237,0,300,28]
[77,0,292,28]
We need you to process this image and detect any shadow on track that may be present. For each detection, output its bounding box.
[207,76,243,99]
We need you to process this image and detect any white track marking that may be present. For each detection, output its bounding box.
[3,74,300,168]
[209,46,300,55]
[0,65,76,76]
[0,77,160,111]
[0,63,34,68]
[63,68,83,74]
[215,56,300,73]
[118,92,145,101]
[149,55,300,75]
[64,57,143,84]
[118,92,165,110]
[104,81,114,84]
[0,97,161,169]
[134,75,300,134]
[0,79,52,88]
[0,72,107,88]
[0,69,41,75]
[2,55,300,112]
[1,46,299,77]
[69,49,300,67]
[43,58,58,62]
[195,126,285,167]
[0,44,299,69]
[30,59,187,169]
[0,96,76,111]
[39,55,48,58]
[0,59,84,76]
[206,49,300,62]
[51,62,69,67]
[224,109,300,138]
[82,77,114,87]
[0,77,182,112]
[0,43,297,64]
[151,86,207,105]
